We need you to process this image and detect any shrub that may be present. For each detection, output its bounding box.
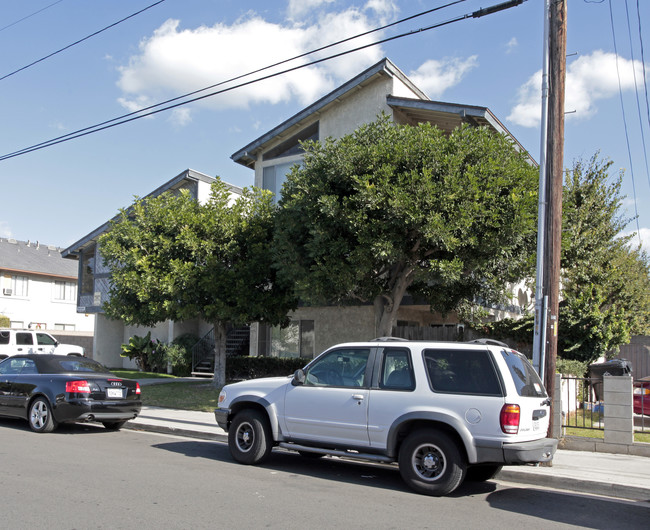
[121,332,157,371]
[226,356,307,381]
[0,314,9,327]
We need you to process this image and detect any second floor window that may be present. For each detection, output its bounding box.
[54,281,77,302]
[12,275,28,297]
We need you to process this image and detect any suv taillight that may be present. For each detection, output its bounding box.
[500,404,520,434]
[66,380,91,393]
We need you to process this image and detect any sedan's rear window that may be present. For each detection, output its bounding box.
[56,359,110,373]
[500,349,547,397]
[423,349,502,395]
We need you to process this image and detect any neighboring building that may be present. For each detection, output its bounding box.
[0,238,95,334]
[231,57,534,359]
[62,169,243,369]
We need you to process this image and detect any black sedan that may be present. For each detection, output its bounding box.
[0,354,142,433]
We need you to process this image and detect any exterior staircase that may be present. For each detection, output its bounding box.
[191,325,250,377]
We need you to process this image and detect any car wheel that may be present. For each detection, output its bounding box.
[102,421,127,431]
[465,464,503,482]
[28,397,57,433]
[228,409,273,465]
[398,430,466,496]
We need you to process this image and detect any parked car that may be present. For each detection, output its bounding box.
[215,339,557,496]
[0,328,85,358]
[634,377,650,416]
[0,354,141,433]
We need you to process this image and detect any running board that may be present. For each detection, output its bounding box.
[277,443,394,463]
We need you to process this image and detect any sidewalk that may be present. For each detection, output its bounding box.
[125,404,650,503]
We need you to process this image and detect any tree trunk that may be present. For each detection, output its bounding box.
[374,269,412,338]
[212,321,228,388]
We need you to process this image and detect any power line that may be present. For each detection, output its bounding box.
[0,0,65,33]
[0,0,467,161]
[0,0,526,162]
[609,0,641,240]
[0,0,166,82]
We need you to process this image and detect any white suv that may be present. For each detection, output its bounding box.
[0,329,84,359]
[215,339,557,496]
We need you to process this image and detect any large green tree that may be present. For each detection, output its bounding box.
[99,179,297,386]
[558,155,650,361]
[484,155,650,363]
[273,116,539,336]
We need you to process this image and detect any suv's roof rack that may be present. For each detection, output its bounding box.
[466,338,509,348]
[371,337,407,342]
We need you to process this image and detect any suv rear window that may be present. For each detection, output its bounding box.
[500,349,547,397]
[423,349,502,396]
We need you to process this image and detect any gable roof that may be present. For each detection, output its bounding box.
[231,58,426,168]
[62,168,240,259]
[231,57,535,167]
[0,238,77,279]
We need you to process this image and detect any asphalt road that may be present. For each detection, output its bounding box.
[0,418,648,529]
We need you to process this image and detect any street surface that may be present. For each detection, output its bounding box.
[0,418,648,529]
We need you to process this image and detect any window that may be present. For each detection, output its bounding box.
[16,332,34,346]
[11,275,28,297]
[379,348,415,390]
[0,330,9,345]
[54,323,75,331]
[501,349,547,397]
[80,246,95,295]
[305,348,370,387]
[36,333,57,346]
[268,320,315,358]
[54,280,77,302]
[262,161,297,202]
[424,349,502,396]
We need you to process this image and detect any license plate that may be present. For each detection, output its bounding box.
[106,387,123,399]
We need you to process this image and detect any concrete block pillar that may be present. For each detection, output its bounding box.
[552,373,562,439]
[603,375,633,446]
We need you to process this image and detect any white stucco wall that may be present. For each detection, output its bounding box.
[0,273,95,332]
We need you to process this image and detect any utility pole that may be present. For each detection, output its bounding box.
[543,0,567,436]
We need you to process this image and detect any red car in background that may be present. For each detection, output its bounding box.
[634,377,650,416]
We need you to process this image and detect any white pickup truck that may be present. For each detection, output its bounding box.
[0,329,84,358]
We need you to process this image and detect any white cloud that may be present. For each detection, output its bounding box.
[288,0,335,20]
[507,50,644,127]
[506,37,518,54]
[116,6,389,124]
[0,221,13,238]
[408,56,479,99]
[169,107,193,126]
[622,227,650,254]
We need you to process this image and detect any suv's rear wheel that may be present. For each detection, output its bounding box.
[398,430,466,496]
[228,409,273,465]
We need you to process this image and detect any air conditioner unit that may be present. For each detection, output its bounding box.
[3,288,12,296]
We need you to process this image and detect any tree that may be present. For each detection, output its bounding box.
[99,179,297,386]
[483,155,650,363]
[273,116,539,336]
[558,155,650,361]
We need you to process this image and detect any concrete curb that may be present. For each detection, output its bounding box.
[496,469,650,502]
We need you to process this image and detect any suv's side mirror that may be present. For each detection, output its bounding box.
[292,369,306,386]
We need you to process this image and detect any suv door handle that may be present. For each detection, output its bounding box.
[352,394,364,401]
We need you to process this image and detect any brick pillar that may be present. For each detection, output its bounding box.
[603,375,633,446]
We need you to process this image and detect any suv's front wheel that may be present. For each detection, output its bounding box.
[398,430,466,496]
[228,409,273,465]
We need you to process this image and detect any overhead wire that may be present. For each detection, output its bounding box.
[0,0,65,33]
[0,0,525,162]
[609,0,641,240]
[637,0,650,133]
[0,0,167,82]
[624,0,650,189]
[0,0,466,160]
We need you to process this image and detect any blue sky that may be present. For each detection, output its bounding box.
[0,0,648,252]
